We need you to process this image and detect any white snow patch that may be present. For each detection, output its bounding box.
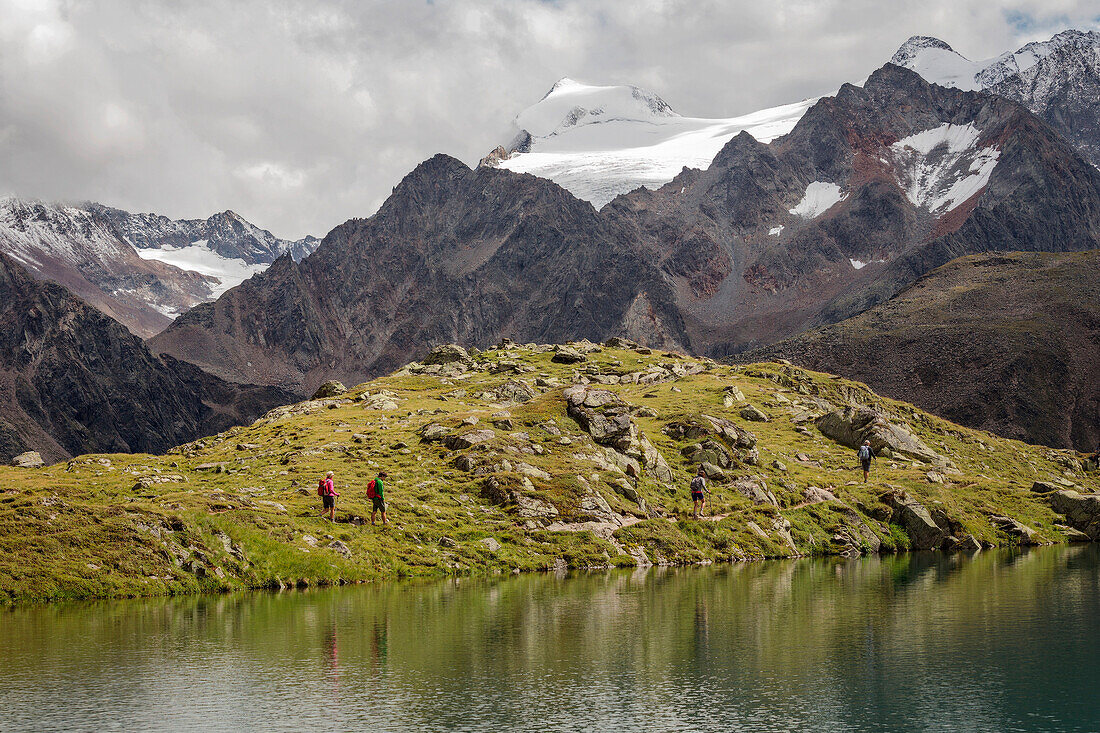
[768,225,784,236]
[849,258,886,270]
[136,241,265,297]
[890,123,999,213]
[788,182,846,218]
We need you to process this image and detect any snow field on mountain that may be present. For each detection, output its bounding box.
[789,181,846,218]
[890,123,999,213]
[136,240,266,297]
[499,81,817,207]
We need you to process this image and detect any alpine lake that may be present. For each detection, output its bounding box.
[2,545,1098,732]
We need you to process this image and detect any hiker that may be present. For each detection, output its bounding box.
[690,467,707,519]
[368,470,388,526]
[318,470,338,521]
[857,440,875,483]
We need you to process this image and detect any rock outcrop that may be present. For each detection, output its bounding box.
[817,406,945,465]
[1049,490,1100,540]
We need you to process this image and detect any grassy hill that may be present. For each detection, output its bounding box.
[2,341,1096,604]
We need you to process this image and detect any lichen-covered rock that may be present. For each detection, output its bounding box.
[311,381,347,400]
[495,379,537,404]
[563,385,636,452]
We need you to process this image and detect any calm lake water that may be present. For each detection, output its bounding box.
[2,546,1099,732]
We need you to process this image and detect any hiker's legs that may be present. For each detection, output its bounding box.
[371,509,378,525]
[381,509,388,525]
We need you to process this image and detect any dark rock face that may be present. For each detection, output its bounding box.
[743,251,1100,451]
[150,64,1100,429]
[0,254,294,464]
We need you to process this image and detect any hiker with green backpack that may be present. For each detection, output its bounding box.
[367,471,388,526]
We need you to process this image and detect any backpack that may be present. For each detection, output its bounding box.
[858,445,872,460]
[690,476,705,493]
[317,478,326,496]
[366,479,378,499]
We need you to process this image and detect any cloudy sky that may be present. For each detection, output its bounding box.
[2,0,1099,239]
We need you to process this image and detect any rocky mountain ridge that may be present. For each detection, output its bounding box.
[0,197,319,336]
[0,253,295,464]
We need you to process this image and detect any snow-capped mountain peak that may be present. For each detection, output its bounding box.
[892,28,1100,169]
[492,78,818,207]
[888,35,986,90]
[516,78,678,139]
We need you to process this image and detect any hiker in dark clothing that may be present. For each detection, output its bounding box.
[857,441,875,483]
[318,470,338,521]
[690,467,708,519]
[368,471,388,526]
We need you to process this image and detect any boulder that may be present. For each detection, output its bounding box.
[327,540,352,559]
[577,490,619,523]
[733,476,777,506]
[444,429,495,450]
[740,404,769,422]
[551,345,587,364]
[496,379,537,404]
[419,423,451,442]
[802,486,836,504]
[423,344,475,367]
[880,490,947,550]
[990,515,1044,545]
[479,537,502,553]
[1048,490,1100,540]
[816,406,944,465]
[311,380,347,400]
[700,462,726,481]
[439,536,458,548]
[1031,480,1061,494]
[12,451,44,468]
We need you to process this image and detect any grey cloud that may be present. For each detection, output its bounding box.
[1,0,1098,239]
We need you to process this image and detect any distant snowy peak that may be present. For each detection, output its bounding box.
[891,29,1100,93]
[0,196,321,336]
[517,78,678,139]
[85,203,319,265]
[494,77,817,207]
[892,29,1100,169]
[889,35,985,90]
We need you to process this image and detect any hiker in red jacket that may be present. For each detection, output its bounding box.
[318,471,338,522]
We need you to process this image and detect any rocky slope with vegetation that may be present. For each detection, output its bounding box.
[0,254,295,464]
[3,341,1097,604]
[741,251,1100,452]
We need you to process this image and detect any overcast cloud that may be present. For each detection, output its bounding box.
[2,0,1099,239]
